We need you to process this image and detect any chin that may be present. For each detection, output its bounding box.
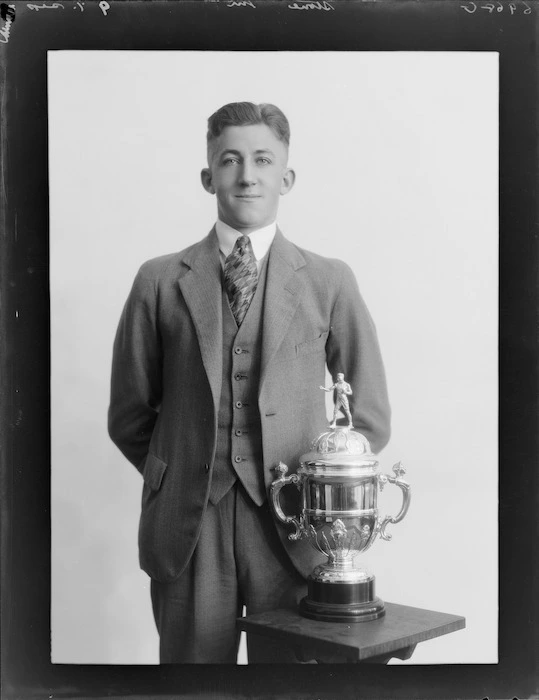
[233,217,266,231]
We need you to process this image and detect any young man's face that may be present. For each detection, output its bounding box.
[201,124,295,234]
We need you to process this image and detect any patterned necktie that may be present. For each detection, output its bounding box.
[224,235,258,326]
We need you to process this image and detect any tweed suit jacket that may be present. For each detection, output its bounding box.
[108,229,391,582]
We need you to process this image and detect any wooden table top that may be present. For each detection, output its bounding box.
[237,602,466,663]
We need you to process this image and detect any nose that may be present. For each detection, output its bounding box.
[239,160,257,186]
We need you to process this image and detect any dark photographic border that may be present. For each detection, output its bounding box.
[1,1,538,698]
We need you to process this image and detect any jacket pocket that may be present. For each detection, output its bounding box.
[295,330,329,357]
[141,452,168,492]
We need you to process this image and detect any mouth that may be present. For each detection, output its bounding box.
[235,194,261,200]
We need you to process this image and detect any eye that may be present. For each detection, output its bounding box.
[222,157,240,166]
[256,157,272,165]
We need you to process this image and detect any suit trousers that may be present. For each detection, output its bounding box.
[150,483,308,663]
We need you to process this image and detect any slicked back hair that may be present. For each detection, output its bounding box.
[206,102,290,159]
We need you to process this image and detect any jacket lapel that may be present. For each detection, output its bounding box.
[259,230,306,394]
[178,229,223,410]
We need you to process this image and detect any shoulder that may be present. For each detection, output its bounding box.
[277,232,354,279]
[137,252,181,280]
[128,253,182,300]
[284,239,358,294]
[136,243,196,280]
[299,245,353,276]
[135,236,210,283]
[125,236,211,302]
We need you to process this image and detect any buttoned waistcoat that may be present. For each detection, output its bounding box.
[108,229,391,583]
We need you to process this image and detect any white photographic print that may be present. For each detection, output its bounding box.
[48,50,498,665]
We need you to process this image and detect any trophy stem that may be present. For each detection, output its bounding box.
[328,557,357,570]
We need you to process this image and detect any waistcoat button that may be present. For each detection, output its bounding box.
[235,401,243,409]
[234,346,242,355]
[234,373,243,381]
[234,455,242,463]
[235,429,242,437]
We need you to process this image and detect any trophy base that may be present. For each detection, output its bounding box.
[299,576,386,623]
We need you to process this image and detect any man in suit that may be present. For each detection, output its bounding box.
[108,102,391,663]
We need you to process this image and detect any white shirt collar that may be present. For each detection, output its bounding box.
[215,220,277,262]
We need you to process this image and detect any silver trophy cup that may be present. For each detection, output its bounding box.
[270,427,411,622]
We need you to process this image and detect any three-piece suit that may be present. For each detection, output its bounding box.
[108,227,391,662]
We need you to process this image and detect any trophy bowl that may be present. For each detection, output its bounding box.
[270,427,411,623]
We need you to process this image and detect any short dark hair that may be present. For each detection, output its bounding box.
[206,102,290,150]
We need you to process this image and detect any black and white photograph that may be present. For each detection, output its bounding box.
[48,50,498,665]
[2,2,538,698]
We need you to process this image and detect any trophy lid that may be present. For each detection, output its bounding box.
[300,427,378,468]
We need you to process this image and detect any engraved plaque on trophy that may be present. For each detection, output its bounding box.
[270,376,411,623]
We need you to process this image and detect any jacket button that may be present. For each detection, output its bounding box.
[235,401,243,409]
[234,455,242,463]
[234,346,242,355]
[204,463,209,472]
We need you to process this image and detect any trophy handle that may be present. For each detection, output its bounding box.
[377,462,411,541]
[270,462,304,541]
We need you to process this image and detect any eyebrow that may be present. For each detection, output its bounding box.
[219,148,276,158]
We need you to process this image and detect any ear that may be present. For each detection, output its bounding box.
[201,168,215,194]
[280,168,296,196]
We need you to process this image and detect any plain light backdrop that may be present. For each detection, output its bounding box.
[49,51,498,664]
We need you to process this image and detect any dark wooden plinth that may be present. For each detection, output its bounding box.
[237,602,465,664]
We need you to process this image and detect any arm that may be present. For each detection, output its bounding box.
[325,263,391,453]
[319,384,335,392]
[108,264,163,472]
